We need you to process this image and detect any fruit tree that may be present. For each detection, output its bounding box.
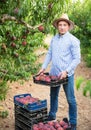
[0,0,70,100]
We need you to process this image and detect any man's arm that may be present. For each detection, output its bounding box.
[42,40,52,70]
[38,39,53,75]
[66,38,81,74]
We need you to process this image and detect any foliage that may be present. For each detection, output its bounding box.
[76,76,84,90]
[0,104,8,119]
[0,80,8,100]
[0,110,8,118]
[83,80,91,97]
[0,0,70,100]
[68,0,91,98]
[67,0,91,67]
[84,48,91,67]
[76,77,91,98]
[0,0,91,100]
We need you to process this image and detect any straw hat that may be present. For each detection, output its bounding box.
[53,13,74,30]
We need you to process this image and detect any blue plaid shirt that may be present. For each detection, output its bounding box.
[42,32,81,76]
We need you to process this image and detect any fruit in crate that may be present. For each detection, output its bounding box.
[32,118,70,130]
[38,122,44,126]
[57,127,64,130]
[63,124,69,130]
[35,73,51,82]
[59,120,68,127]
[35,73,60,83]
[39,74,46,81]
[15,95,39,105]
[32,124,39,130]
[50,75,59,81]
[48,121,54,126]
[38,123,44,130]
[54,121,60,129]
[35,75,40,80]
[45,75,51,82]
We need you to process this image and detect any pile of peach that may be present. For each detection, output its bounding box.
[33,120,71,130]
[35,73,59,82]
[15,95,39,105]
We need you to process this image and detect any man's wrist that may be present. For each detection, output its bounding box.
[66,71,68,74]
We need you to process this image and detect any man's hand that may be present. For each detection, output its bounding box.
[58,71,68,79]
[38,68,45,75]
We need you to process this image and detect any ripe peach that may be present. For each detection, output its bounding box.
[38,25,44,32]
[57,127,64,130]
[59,121,67,127]
[38,122,44,126]
[48,121,54,126]
[11,36,16,41]
[63,124,69,130]
[48,3,53,9]
[54,122,60,129]
[1,43,7,50]
[11,42,16,47]
[14,8,19,14]
[39,75,46,81]
[22,41,27,46]
[14,53,19,58]
[50,75,58,81]
[35,75,40,81]
[32,125,39,130]
[22,35,27,39]
[45,76,51,82]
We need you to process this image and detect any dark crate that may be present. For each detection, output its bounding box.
[14,104,48,130]
[15,119,32,130]
[66,128,71,130]
[15,113,48,127]
[15,104,48,119]
[15,111,48,130]
[14,93,47,111]
[33,72,68,87]
[15,125,22,130]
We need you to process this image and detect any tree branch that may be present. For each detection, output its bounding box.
[1,14,43,29]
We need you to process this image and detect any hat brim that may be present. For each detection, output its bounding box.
[53,18,74,30]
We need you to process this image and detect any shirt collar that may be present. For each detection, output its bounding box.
[57,31,69,38]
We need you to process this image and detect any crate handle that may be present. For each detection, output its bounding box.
[37,113,43,118]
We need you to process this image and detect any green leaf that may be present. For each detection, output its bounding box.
[75,76,84,90]
[83,80,91,97]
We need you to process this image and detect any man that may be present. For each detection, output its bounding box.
[39,14,81,130]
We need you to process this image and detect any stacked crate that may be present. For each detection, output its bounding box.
[14,93,48,130]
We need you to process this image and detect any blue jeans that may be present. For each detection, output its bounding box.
[49,74,77,125]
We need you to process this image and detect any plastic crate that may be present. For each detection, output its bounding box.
[33,72,68,87]
[14,93,47,111]
[15,119,32,130]
[15,113,48,130]
[15,125,22,130]
[14,104,48,130]
[15,104,48,119]
[15,114,33,127]
[15,113,48,127]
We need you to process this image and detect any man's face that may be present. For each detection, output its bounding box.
[57,21,70,35]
